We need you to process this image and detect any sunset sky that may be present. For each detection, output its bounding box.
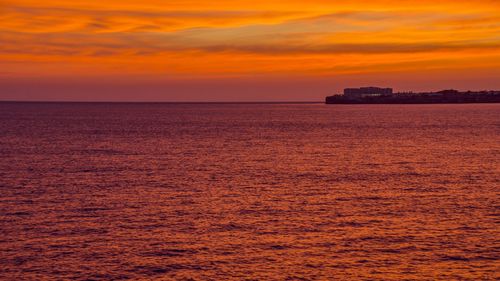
[1,0,500,101]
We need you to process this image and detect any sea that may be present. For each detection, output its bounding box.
[0,102,498,280]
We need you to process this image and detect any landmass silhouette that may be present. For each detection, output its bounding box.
[326,87,500,104]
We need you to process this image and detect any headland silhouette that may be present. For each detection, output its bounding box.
[326,87,500,104]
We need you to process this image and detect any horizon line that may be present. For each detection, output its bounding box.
[0,100,324,104]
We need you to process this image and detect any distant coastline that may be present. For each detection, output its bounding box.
[326,87,500,104]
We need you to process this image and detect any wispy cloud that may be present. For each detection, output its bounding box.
[1,0,499,78]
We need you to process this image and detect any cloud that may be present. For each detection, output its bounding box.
[0,0,499,79]
[0,6,303,33]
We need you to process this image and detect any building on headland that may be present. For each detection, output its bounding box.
[325,87,500,104]
[343,87,393,99]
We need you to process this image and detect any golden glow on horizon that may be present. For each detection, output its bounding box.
[1,0,500,79]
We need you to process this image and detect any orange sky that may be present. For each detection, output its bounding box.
[1,0,500,101]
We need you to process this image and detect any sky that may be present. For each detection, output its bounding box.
[1,0,500,101]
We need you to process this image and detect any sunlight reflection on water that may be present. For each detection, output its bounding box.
[0,103,499,280]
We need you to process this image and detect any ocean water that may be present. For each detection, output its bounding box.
[0,103,498,280]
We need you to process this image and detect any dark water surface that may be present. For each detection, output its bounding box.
[0,103,498,280]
